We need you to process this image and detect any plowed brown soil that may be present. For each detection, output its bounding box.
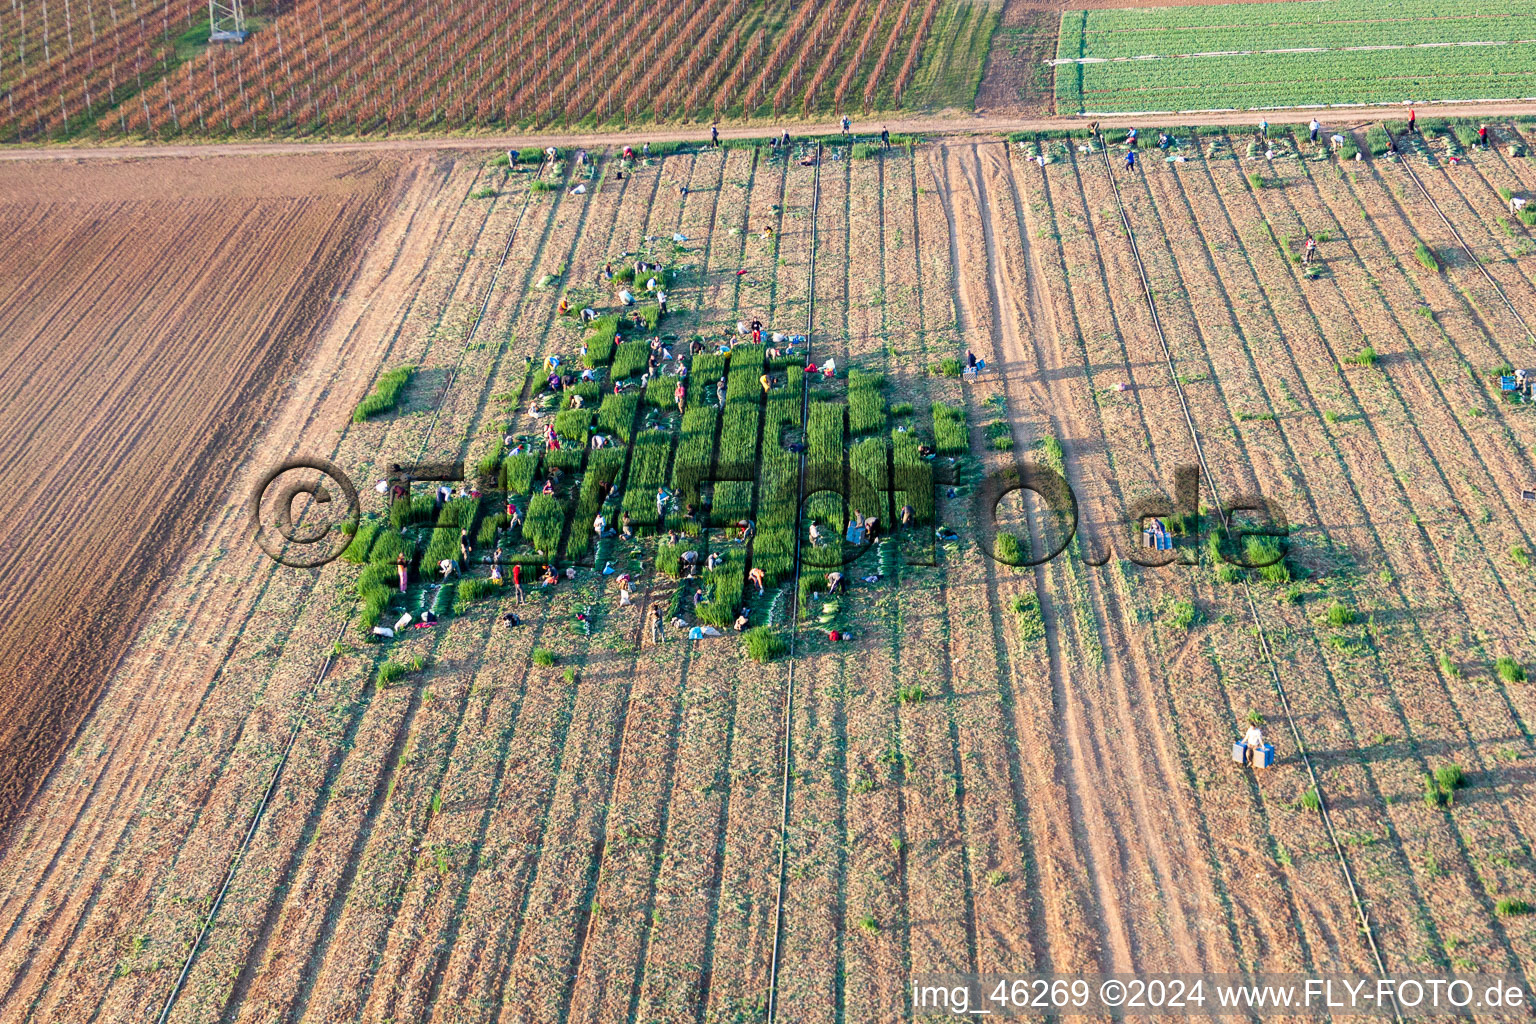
[0,154,398,843]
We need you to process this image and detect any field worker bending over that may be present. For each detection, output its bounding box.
[1330,133,1345,152]
[1243,719,1264,766]
[619,289,635,306]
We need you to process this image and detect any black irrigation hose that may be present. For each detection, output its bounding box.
[1090,128,1400,1017]
[1382,124,1534,343]
[154,156,551,1024]
[766,141,822,1024]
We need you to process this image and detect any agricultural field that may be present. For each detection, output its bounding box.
[0,0,1001,142]
[0,152,394,845]
[1056,0,1536,115]
[6,119,1536,1021]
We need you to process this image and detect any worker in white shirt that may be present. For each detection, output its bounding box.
[1243,720,1264,766]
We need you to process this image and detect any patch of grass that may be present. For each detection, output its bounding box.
[1008,591,1046,645]
[1325,601,1356,627]
[896,683,926,706]
[1349,345,1378,368]
[1438,651,1462,678]
[1497,898,1533,917]
[1497,656,1525,684]
[994,532,1024,567]
[931,356,963,378]
[1164,599,1197,629]
[856,913,880,933]
[376,661,407,687]
[1414,240,1441,273]
[985,869,1008,886]
[1247,171,1266,190]
[1298,787,1322,813]
[1512,546,1531,568]
[353,364,415,422]
[532,647,558,667]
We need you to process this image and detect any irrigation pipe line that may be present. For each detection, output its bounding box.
[155,156,550,1024]
[1382,123,1535,343]
[765,140,822,1024]
[1090,127,1401,1018]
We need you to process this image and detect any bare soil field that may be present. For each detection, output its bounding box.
[2,124,1536,1023]
[0,153,396,843]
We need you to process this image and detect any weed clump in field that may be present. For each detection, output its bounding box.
[931,356,963,377]
[1512,546,1531,568]
[1349,345,1379,368]
[1008,591,1045,645]
[994,532,1024,568]
[896,683,925,705]
[1414,240,1440,273]
[1325,601,1355,627]
[1437,651,1461,678]
[1497,898,1533,917]
[1425,763,1467,807]
[985,420,1012,450]
[1164,599,1197,630]
[743,626,786,663]
[1497,656,1525,683]
[532,647,558,667]
[1245,535,1290,585]
[353,364,415,422]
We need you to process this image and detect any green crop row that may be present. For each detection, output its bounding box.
[554,407,595,443]
[932,402,967,454]
[644,375,677,409]
[672,406,719,509]
[524,493,566,557]
[848,369,886,435]
[352,364,415,423]
[893,430,933,524]
[501,452,540,495]
[753,366,805,584]
[697,547,747,628]
[564,446,625,561]
[582,316,620,368]
[596,391,640,442]
[419,495,479,573]
[807,400,845,496]
[714,346,767,526]
[689,352,727,404]
[849,437,889,525]
[620,430,674,526]
[611,340,651,379]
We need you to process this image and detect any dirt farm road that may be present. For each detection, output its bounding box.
[6,101,1536,162]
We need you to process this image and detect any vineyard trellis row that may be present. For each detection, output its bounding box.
[15,0,961,138]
